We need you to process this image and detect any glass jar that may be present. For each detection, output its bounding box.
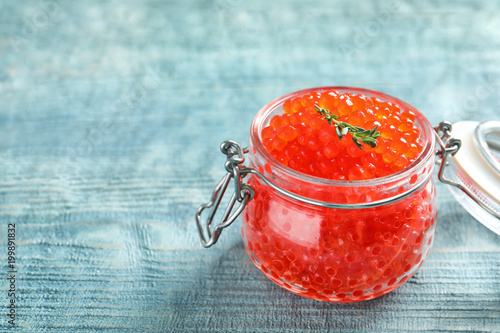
[196,86,499,303]
[241,87,436,303]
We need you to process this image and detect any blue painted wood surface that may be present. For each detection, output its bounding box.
[0,0,499,332]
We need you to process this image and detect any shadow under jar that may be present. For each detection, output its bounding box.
[241,87,437,303]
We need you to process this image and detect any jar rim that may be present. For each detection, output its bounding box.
[250,86,435,188]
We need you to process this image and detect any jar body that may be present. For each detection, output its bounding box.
[240,87,437,303]
[242,176,436,302]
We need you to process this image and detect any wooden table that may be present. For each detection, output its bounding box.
[1,0,499,331]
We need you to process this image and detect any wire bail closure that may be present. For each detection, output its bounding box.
[434,121,500,219]
[197,122,498,248]
[434,121,462,185]
[434,121,500,220]
[195,140,254,248]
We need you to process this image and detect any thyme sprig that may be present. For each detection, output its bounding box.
[315,105,381,149]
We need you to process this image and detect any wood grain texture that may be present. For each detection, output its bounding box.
[0,0,499,332]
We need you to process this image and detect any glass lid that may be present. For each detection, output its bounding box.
[438,121,500,234]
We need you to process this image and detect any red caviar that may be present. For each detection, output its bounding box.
[262,90,422,181]
[242,87,436,303]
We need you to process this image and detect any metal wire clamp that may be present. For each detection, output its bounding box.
[434,121,500,219]
[197,122,497,248]
[195,140,254,248]
[434,121,462,186]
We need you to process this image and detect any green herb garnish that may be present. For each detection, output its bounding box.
[315,105,381,149]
